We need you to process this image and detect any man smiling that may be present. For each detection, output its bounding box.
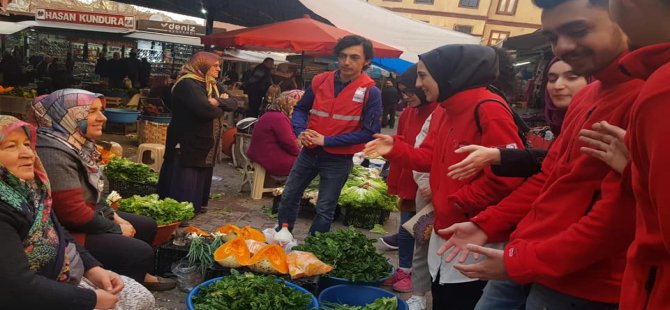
[437,0,645,308]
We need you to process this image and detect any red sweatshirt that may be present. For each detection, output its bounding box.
[471,57,643,303]
[385,87,524,231]
[386,102,438,200]
[618,43,670,310]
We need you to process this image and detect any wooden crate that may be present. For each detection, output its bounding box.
[138,120,168,145]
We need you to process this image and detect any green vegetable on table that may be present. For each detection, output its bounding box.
[104,157,159,185]
[118,194,194,225]
[370,224,387,235]
[192,270,313,310]
[338,178,399,212]
[320,297,398,310]
[293,228,392,282]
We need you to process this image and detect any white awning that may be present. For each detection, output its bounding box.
[222,49,289,64]
[0,21,32,35]
[124,31,202,46]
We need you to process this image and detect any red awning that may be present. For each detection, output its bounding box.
[201,15,402,58]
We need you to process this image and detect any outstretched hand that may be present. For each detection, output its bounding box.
[448,145,501,180]
[579,121,629,173]
[437,222,488,263]
[453,244,509,281]
[363,134,394,158]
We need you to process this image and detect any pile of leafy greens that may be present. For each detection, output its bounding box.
[104,157,159,185]
[118,194,194,225]
[293,228,391,282]
[191,270,313,310]
[320,297,398,310]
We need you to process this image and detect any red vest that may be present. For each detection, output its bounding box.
[307,71,374,154]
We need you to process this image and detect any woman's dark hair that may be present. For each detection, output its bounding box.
[334,35,374,70]
[490,47,518,101]
[533,0,608,9]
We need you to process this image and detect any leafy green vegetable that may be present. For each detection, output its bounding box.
[118,194,194,225]
[104,157,159,185]
[192,270,313,310]
[370,224,387,235]
[338,180,399,212]
[293,228,391,282]
[187,234,226,275]
[320,297,398,310]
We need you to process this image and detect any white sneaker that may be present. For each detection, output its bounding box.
[406,295,427,310]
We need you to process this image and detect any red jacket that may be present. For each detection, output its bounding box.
[386,102,438,200]
[385,87,524,231]
[307,71,375,154]
[619,43,670,310]
[471,57,644,303]
[247,111,300,177]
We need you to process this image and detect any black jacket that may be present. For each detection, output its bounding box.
[491,148,548,178]
[165,79,236,168]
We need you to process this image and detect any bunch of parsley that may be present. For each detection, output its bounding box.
[104,157,159,185]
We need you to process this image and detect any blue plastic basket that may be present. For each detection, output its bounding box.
[318,261,394,291]
[186,276,319,310]
[104,108,139,124]
[319,284,408,310]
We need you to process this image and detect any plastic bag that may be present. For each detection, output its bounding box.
[245,239,267,255]
[262,227,298,252]
[171,259,202,292]
[287,250,333,279]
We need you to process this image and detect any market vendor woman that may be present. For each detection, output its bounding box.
[29,89,175,291]
[0,115,154,310]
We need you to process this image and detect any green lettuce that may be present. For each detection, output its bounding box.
[118,194,194,225]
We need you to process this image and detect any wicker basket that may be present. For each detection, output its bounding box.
[138,120,169,145]
[341,206,390,230]
[108,178,158,198]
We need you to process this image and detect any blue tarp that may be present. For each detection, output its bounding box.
[372,57,413,74]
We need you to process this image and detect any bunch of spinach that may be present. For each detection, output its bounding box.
[104,157,159,185]
[192,270,313,310]
[118,194,194,225]
[293,228,391,282]
[320,297,398,310]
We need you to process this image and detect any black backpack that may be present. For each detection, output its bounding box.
[474,88,531,149]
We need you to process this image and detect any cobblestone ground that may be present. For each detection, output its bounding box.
[103,125,433,310]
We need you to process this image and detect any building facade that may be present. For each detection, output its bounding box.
[367,0,542,45]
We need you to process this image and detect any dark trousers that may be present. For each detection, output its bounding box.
[382,106,396,128]
[246,91,264,118]
[84,212,157,283]
[158,152,212,213]
[278,148,353,235]
[432,274,487,310]
[525,283,619,310]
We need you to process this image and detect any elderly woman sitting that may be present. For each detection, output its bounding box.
[0,116,154,309]
[247,90,304,179]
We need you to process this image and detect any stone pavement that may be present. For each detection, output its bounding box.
[103,125,434,309]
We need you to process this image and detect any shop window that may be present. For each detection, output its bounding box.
[458,0,480,8]
[414,0,434,4]
[488,30,510,45]
[454,25,474,34]
[497,0,519,15]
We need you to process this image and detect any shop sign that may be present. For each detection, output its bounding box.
[136,20,205,37]
[35,8,135,29]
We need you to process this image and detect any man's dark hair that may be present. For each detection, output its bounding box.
[263,57,274,63]
[532,0,607,9]
[334,35,374,70]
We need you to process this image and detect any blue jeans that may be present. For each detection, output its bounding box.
[398,210,415,269]
[475,280,529,310]
[525,283,618,310]
[278,148,353,235]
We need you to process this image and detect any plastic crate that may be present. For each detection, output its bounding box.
[271,196,340,220]
[154,242,189,277]
[341,207,390,229]
[108,178,158,197]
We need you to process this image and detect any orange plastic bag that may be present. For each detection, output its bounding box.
[287,251,333,279]
[213,237,252,268]
[248,244,289,275]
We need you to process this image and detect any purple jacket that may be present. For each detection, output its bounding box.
[247,111,300,177]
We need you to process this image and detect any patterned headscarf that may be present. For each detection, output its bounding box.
[28,89,105,191]
[0,116,63,277]
[267,90,304,117]
[173,51,221,98]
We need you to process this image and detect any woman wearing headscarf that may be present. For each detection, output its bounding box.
[365,44,525,309]
[379,65,438,298]
[446,58,590,180]
[158,51,236,214]
[0,115,154,310]
[247,90,304,178]
[30,89,174,291]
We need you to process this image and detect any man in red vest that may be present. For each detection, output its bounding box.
[277,35,382,235]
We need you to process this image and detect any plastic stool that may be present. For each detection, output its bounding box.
[250,162,275,200]
[136,143,165,172]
